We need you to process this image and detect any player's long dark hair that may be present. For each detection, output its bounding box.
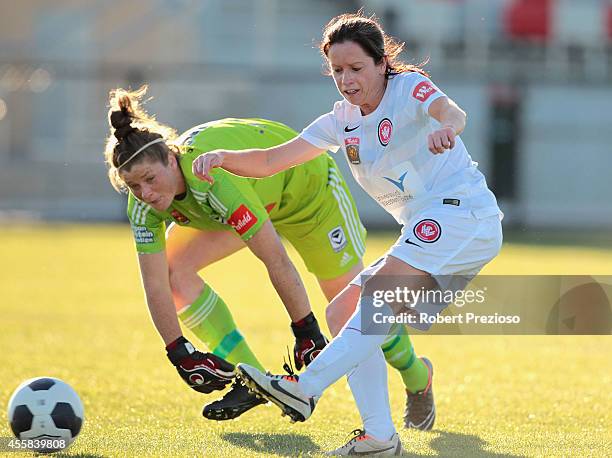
[320,11,429,79]
[104,85,179,193]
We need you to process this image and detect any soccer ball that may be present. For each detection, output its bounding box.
[7,377,84,453]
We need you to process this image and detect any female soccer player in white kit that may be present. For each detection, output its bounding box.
[192,12,503,455]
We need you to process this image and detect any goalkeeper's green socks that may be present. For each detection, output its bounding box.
[381,326,429,393]
[178,284,265,372]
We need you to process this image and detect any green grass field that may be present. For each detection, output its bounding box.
[2,225,611,457]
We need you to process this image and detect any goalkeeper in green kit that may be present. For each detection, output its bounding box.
[104,86,435,428]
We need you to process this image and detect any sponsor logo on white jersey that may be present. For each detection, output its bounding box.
[383,171,409,192]
[344,136,361,164]
[375,191,414,208]
[412,81,437,102]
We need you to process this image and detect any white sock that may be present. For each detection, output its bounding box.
[347,348,396,441]
[298,299,392,397]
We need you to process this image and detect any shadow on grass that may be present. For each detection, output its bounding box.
[222,429,524,457]
[421,430,525,458]
[222,432,321,456]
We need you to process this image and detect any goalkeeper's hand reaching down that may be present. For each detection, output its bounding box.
[291,312,329,370]
[166,336,235,393]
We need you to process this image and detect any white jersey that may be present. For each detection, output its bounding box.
[300,72,501,225]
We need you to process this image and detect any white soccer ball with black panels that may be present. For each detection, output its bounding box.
[7,377,84,452]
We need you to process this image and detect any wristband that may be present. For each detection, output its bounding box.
[166,336,195,366]
[291,312,322,338]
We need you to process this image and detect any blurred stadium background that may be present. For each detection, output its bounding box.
[2,3,612,456]
[2,0,612,231]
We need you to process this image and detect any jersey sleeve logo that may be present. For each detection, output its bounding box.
[228,204,258,235]
[131,225,155,244]
[412,81,437,102]
[170,209,190,224]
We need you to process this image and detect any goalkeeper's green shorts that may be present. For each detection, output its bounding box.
[275,154,366,280]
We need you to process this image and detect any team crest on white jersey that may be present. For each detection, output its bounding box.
[414,219,441,243]
[378,118,393,146]
[344,137,361,164]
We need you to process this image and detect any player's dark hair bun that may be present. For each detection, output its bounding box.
[110,110,136,140]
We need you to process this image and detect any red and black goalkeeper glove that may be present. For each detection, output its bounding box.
[166,336,235,394]
[291,312,329,371]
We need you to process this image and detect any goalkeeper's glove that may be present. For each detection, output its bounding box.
[166,336,235,393]
[291,312,329,371]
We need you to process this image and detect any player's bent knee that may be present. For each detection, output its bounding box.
[325,302,339,329]
[168,265,199,298]
[325,288,359,337]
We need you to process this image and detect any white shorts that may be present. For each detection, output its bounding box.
[351,205,503,287]
[352,206,502,330]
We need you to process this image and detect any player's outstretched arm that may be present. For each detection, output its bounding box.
[192,137,326,183]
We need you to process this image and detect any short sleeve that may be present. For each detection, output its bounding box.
[404,74,446,120]
[127,195,166,254]
[208,170,269,241]
[299,112,340,153]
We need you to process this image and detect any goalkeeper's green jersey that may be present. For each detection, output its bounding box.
[127,118,334,254]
